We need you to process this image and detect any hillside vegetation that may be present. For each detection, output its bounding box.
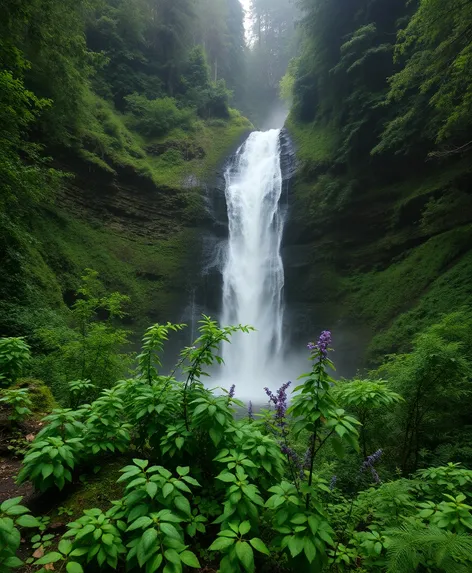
[284,0,472,363]
[0,0,251,342]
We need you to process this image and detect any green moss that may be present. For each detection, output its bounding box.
[143,109,253,188]
[32,209,196,330]
[51,460,125,521]
[341,225,472,361]
[77,93,252,190]
[285,116,339,166]
[14,378,57,413]
[367,249,472,362]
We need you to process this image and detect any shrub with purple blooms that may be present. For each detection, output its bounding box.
[2,317,472,573]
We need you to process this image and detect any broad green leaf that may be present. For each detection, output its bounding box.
[3,556,23,568]
[0,497,22,512]
[249,538,270,555]
[164,548,181,565]
[15,514,40,528]
[209,536,235,551]
[239,521,251,535]
[216,472,236,483]
[142,527,158,551]
[304,537,316,563]
[66,562,84,573]
[58,539,72,555]
[35,552,63,565]
[288,536,304,558]
[236,541,254,573]
[179,550,200,568]
[160,522,180,540]
[174,496,191,516]
[146,481,158,499]
[163,483,174,498]
[127,516,153,531]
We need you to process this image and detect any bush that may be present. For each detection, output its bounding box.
[125,94,193,137]
[7,317,472,572]
[0,337,31,387]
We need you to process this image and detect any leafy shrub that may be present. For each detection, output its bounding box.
[0,337,31,387]
[0,497,40,571]
[9,317,472,572]
[17,436,83,491]
[0,388,33,423]
[36,269,132,396]
[125,94,193,137]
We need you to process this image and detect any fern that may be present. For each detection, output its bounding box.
[385,522,472,573]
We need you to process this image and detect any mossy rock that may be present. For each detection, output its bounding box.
[14,378,57,414]
[51,460,125,521]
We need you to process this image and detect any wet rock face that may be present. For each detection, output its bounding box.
[279,127,298,185]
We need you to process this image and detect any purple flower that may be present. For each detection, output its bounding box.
[264,382,291,426]
[303,434,315,469]
[361,449,383,484]
[280,443,303,477]
[329,475,337,490]
[228,384,235,399]
[248,401,253,420]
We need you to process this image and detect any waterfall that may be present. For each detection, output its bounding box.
[219,129,286,399]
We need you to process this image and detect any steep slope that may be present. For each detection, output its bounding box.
[0,110,252,339]
[283,121,472,373]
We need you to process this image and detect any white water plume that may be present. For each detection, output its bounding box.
[219,129,288,400]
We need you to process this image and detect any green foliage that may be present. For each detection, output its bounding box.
[37,269,132,394]
[0,337,31,387]
[3,317,472,572]
[372,312,472,472]
[0,388,33,423]
[377,0,472,155]
[17,435,82,492]
[125,94,193,137]
[0,497,41,572]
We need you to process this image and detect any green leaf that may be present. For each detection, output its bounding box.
[176,467,189,477]
[35,552,63,565]
[288,536,304,558]
[175,437,184,450]
[179,550,200,568]
[146,481,158,499]
[3,556,23,568]
[304,537,316,563]
[142,527,158,551]
[174,496,191,516]
[66,562,84,573]
[5,504,29,516]
[1,497,22,512]
[146,553,163,573]
[249,538,270,555]
[58,539,73,555]
[160,522,180,539]
[133,459,149,470]
[239,521,251,535]
[163,483,174,498]
[209,537,235,551]
[291,514,307,525]
[164,548,181,565]
[216,471,236,483]
[236,541,254,572]
[127,516,153,531]
[15,514,41,528]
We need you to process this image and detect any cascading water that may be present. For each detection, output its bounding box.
[219,129,286,399]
